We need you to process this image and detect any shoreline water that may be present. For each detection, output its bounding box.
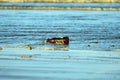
[0,45,120,52]
[0,10,120,50]
[0,6,120,11]
[0,47,120,80]
[0,0,120,3]
[0,7,120,80]
[0,3,120,11]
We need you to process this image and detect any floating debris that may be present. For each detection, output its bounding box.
[43,36,69,50]
[16,45,33,50]
[44,36,69,46]
[26,45,33,50]
[20,55,33,59]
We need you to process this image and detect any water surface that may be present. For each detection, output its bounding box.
[0,3,120,8]
[0,10,120,80]
[0,10,120,51]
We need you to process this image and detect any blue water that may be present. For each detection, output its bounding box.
[0,48,120,80]
[0,9,120,80]
[0,10,120,51]
[0,3,120,8]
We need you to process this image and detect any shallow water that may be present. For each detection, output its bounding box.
[0,10,120,50]
[0,10,120,80]
[0,3,120,8]
[0,48,120,80]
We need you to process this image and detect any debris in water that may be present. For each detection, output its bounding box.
[20,55,33,59]
[44,36,69,45]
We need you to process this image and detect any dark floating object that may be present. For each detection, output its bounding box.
[44,36,69,45]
